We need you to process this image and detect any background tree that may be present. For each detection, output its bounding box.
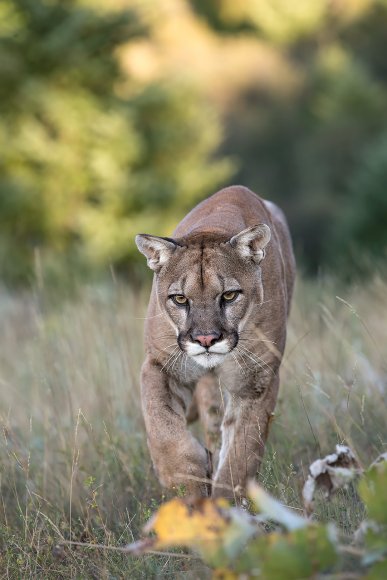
[0,0,232,284]
[190,0,387,274]
[1,0,387,284]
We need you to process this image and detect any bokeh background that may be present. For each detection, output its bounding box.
[1,0,387,286]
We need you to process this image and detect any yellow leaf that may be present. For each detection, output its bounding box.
[145,497,230,548]
[143,496,257,565]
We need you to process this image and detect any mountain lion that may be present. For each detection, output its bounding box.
[136,186,295,499]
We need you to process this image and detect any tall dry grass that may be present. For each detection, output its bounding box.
[0,274,386,577]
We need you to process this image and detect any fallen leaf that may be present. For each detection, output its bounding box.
[358,458,387,527]
[302,445,361,515]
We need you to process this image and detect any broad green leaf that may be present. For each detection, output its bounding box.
[363,525,387,557]
[235,524,338,579]
[359,461,387,527]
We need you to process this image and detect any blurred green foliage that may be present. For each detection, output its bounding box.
[191,0,328,41]
[127,461,387,578]
[1,0,387,284]
[0,0,232,284]
[192,0,387,274]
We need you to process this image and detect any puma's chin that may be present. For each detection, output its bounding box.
[191,352,228,369]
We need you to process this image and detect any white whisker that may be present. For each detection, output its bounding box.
[235,347,254,371]
[156,343,178,364]
[235,346,263,375]
[231,350,248,378]
[133,313,164,320]
[184,353,188,381]
[161,347,179,372]
[172,351,183,373]
[237,345,273,375]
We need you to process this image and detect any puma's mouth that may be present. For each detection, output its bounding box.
[183,338,234,368]
[191,351,229,369]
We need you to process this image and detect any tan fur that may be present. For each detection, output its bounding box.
[136,186,295,499]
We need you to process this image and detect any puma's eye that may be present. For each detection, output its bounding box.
[222,290,239,302]
[172,294,188,305]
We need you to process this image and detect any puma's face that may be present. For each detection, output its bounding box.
[136,225,271,369]
[163,256,248,369]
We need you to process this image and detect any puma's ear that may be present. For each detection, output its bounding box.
[135,234,179,272]
[229,224,271,264]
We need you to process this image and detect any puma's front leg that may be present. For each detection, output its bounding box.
[213,375,279,500]
[141,358,209,496]
[193,374,223,475]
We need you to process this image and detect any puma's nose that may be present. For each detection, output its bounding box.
[191,332,222,348]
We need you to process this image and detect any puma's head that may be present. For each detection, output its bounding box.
[136,225,271,369]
